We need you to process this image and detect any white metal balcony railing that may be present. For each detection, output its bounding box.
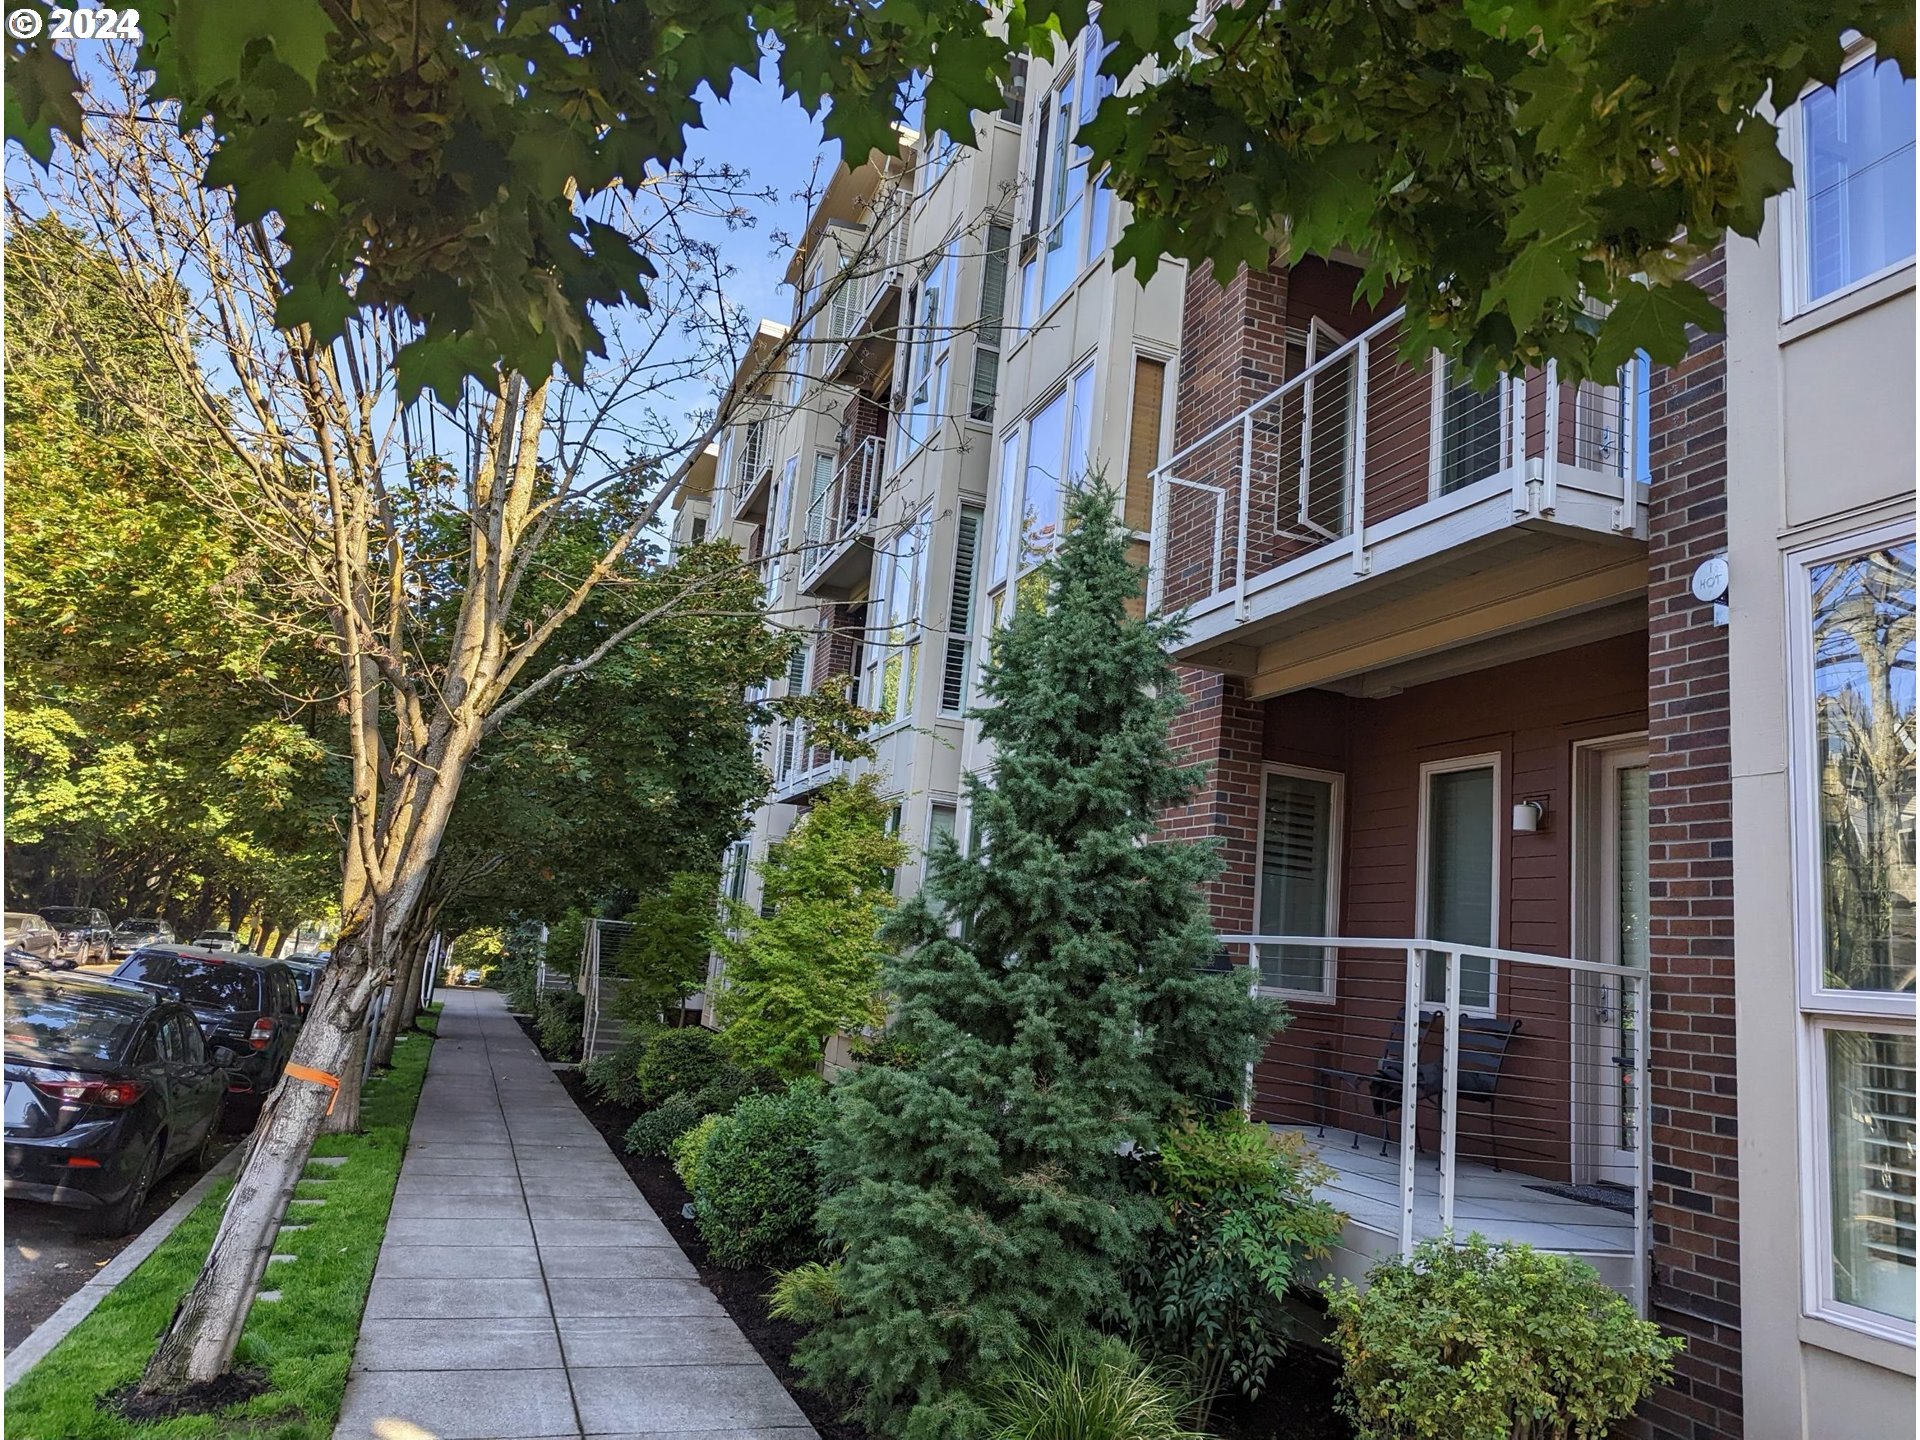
[1215,933,1652,1312]
[803,436,886,581]
[770,714,844,798]
[1146,307,1647,620]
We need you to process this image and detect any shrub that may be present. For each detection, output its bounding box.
[615,870,721,1026]
[672,1112,724,1192]
[692,1082,833,1269]
[1326,1235,1683,1440]
[624,1093,705,1157]
[716,776,905,1079]
[768,1260,845,1325]
[1125,1114,1343,1422]
[535,990,586,1062]
[978,1336,1201,1440]
[635,1026,730,1103]
[580,1033,651,1108]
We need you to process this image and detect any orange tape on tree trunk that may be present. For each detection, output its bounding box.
[284,1063,342,1115]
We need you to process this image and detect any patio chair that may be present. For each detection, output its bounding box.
[1313,1008,1435,1156]
[1417,1016,1523,1171]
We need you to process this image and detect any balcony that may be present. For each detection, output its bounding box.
[800,436,886,599]
[1216,934,1651,1308]
[769,716,846,802]
[1147,309,1649,698]
[823,226,909,388]
[731,422,774,523]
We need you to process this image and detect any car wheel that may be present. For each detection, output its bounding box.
[83,1139,160,1237]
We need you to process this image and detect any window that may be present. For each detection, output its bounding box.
[1019,24,1116,324]
[900,247,956,457]
[802,450,836,561]
[690,516,708,546]
[1254,767,1343,997]
[1785,52,1917,315]
[1419,757,1500,1010]
[991,429,1021,589]
[941,508,983,715]
[1791,530,1916,1338]
[735,417,767,491]
[827,254,863,347]
[865,513,931,727]
[1434,358,1504,495]
[986,361,1098,622]
[971,224,1012,422]
[1001,55,1029,124]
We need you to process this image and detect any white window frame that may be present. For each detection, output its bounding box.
[1017,24,1116,329]
[1785,520,1918,1022]
[1777,39,1918,322]
[863,511,931,731]
[985,357,1098,615]
[1250,762,1345,1004]
[898,245,957,464]
[1786,520,1917,1346]
[1415,751,1505,1015]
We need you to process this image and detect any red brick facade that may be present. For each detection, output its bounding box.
[1639,252,1741,1440]
[1165,256,1742,1438]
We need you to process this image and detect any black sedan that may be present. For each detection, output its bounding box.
[4,973,231,1235]
[111,949,304,1118]
[38,907,112,967]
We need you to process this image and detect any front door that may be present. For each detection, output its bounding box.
[1581,742,1650,1186]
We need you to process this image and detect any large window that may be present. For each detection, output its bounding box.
[900,247,956,457]
[864,512,931,728]
[1785,50,1916,315]
[1018,23,1115,325]
[1254,766,1343,998]
[1792,530,1916,1338]
[987,361,1098,620]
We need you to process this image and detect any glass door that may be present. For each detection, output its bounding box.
[1590,745,1650,1185]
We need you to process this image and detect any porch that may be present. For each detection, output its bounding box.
[1223,935,1652,1311]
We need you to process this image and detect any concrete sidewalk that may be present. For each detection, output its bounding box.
[334,988,816,1440]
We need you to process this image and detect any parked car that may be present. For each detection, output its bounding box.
[110,917,175,958]
[4,912,62,966]
[190,930,241,953]
[461,968,484,986]
[38,907,112,967]
[281,956,328,1009]
[110,949,304,1120]
[3,972,231,1234]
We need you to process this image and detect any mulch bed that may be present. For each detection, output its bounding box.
[107,1368,270,1422]
[557,1070,1353,1440]
[559,1071,871,1440]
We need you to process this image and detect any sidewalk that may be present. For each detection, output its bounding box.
[334,988,817,1440]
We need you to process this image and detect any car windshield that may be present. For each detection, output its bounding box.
[196,932,234,941]
[119,918,164,931]
[3,916,29,937]
[40,908,92,925]
[116,954,262,1011]
[4,984,144,1063]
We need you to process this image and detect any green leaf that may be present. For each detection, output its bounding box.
[1593,279,1723,370]
[1481,243,1582,328]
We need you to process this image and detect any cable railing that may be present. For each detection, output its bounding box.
[1216,933,1652,1313]
[802,436,886,582]
[1146,308,1645,619]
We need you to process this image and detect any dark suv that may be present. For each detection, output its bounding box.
[39,907,112,967]
[4,973,231,1233]
[111,950,304,1119]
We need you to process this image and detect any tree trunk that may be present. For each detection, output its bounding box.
[320,1022,369,1135]
[372,902,437,1069]
[140,936,379,1390]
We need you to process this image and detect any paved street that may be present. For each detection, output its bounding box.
[333,987,815,1440]
[4,1132,241,1352]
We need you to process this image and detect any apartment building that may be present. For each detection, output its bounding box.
[677,32,1914,1440]
[1721,44,1916,1439]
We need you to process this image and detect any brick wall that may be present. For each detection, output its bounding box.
[1640,251,1742,1440]
[840,392,887,463]
[1161,667,1265,932]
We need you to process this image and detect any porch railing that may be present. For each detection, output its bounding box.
[1217,933,1652,1314]
[1146,307,1644,618]
[802,436,886,581]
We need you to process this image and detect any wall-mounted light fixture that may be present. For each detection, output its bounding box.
[1512,799,1547,834]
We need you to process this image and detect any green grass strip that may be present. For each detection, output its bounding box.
[5,1007,441,1440]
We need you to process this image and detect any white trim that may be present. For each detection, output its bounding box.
[1250,762,1346,1004]
[1776,41,1917,322]
[1784,517,1918,1348]
[1784,518,1918,1018]
[1799,1015,1918,1345]
[1415,752,1504,1015]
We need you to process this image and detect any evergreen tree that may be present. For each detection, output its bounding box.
[799,483,1277,1440]
[717,776,907,1080]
